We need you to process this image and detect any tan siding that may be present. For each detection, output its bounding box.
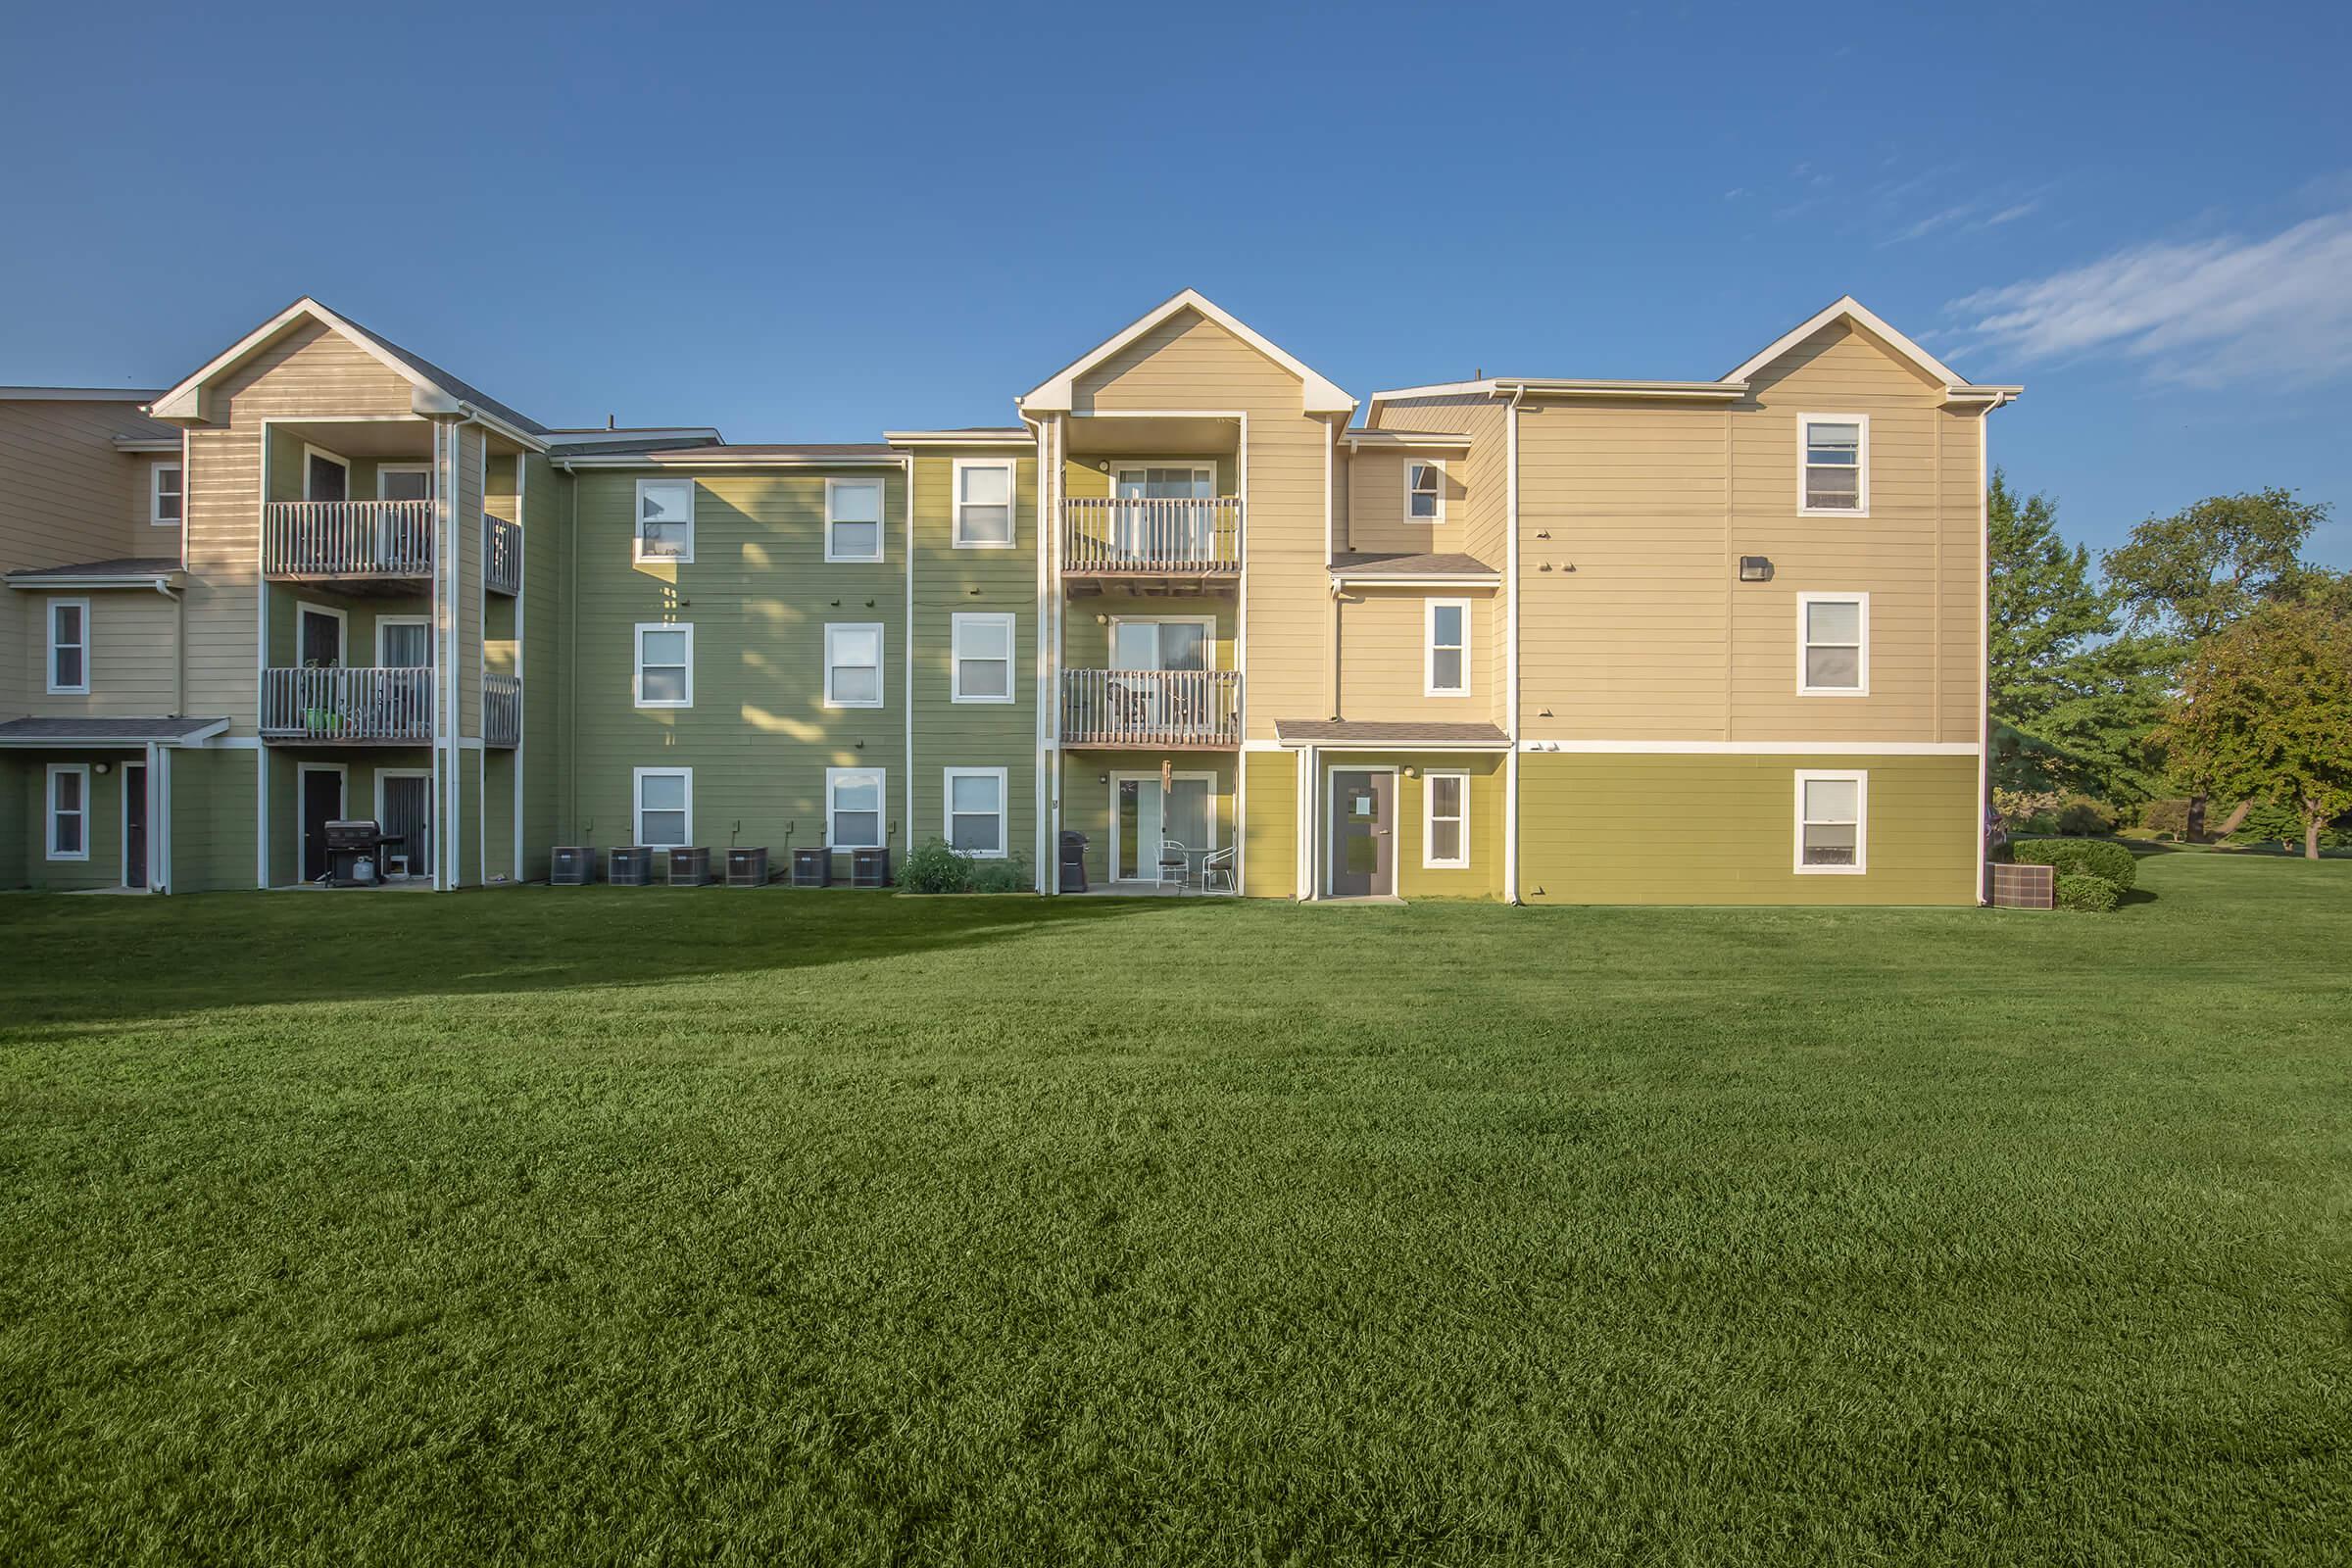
[22,591,179,716]
[1333,588,1501,726]
[1344,448,1474,558]
[456,425,485,736]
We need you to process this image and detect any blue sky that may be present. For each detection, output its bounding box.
[5,2,2348,563]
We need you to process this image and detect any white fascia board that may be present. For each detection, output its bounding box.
[1021,288,1357,416]
[1723,294,1973,390]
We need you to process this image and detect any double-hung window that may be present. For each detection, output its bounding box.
[824,622,885,708]
[951,612,1015,703]
[1425,599,1468,697]
[634,478,694,563]
[953,460,1014,548]
[944,766,1007,857]
[635,622,693,708]
[826,767,886,849]
[46,764,89,860]
[634,767,692,848]
[377,464,431,502]
[1795,770,1867,873]
[1799,416,1868,514]
[151,464,182,526]
[826,477,885,563]
[1406,460,1444,522]
[1796,594,1868,695]
[1423,771,1469,869]
[47,599,88,694]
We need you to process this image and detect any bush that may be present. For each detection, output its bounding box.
[2012,837,2137,891]
[2138,799,2192,839]
[970,856,1034,894]
[2052,798,2115,836]
[2054,872,2121,912]
[898,839,974,894]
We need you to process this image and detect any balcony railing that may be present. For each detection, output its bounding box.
[1061,497,1242,574]
[262,666,434,744]
[1061,668,1241,748]
[264,500,434,579]
[484,672,521,747]
[484,514,522,596]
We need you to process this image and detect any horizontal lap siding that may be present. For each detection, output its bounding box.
[1344,447,1473,558]
[1335,588,1501,726]
[1057,751,1234,889]
[12,753,122,890]
[1315,749,1504,901]
[522,457,567,877]
[1518,753,1976,906]
[22,591,179,716]
[167,746,255,892]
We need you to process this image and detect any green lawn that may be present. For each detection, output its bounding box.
[3,855,2347,1565]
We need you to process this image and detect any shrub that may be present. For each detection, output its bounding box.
[2052,797,2115,836]
[2011,837,2137,891]
[970,856,1034,894]
[2054,871,2121,912]
[2138,798,2192,839]
[898,839,974,894]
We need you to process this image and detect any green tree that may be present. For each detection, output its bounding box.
[2152,591,2352,859]
[2104,488,2328,642]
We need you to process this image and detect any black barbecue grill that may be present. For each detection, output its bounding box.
[323,819,402,887]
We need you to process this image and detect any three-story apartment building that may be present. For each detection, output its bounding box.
[2,289,2015,903]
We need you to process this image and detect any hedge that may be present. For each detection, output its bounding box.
[2012,837,2136,891]
[2054,872,2122,913]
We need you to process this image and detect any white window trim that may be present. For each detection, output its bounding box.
[1405,458,1446,524]
[301,444,351,501]
[634,621,694,709]
[376,462,432,501]
[149,462,182,526]
[823,621,886,710]
[46,597,90,694]
[632,477,696,565]
[943,765,1009,858]
[1794,769,1869,876]
[1424,597,1470,698]
[45,763,90,861]
[1797,413,1870,517]
[1106,614,1217,671]
[824,476,887,564]
[1422,769,1470,869]
[1795,591,1870,697]
[632,765,693,850]
[951,458,1018,550]
[825,766,889,850]
[375,615,432,666]
[296,601,348,666]
[950,612,1017,703]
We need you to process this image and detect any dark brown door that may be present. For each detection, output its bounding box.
[302,768,344,883]
[123,764,147,889]
[1328,769,1395,898]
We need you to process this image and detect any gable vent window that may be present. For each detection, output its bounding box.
[1800,416,1867,514]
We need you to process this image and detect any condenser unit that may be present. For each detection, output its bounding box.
[789,847,831,887]
[667,847,711,887]
[851,847,891,889]
[725,848,769,887]
[609,847,653,886]
[550,846,596,886]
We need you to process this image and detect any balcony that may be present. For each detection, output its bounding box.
[484,514,522,596]
[263,666,434,744]
[1061,668,1240,750]
[264,501,434,587]
[1061,497,1242,591]
[484,672,521,747]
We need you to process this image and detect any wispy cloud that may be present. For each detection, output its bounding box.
[1944,212,2352,387]
[1879,189,2047,247]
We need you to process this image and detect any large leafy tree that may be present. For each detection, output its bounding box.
[2153,586,2352,858]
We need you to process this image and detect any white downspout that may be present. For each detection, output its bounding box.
[1503,384,1527,904]
[1020,409,1050,892]
[902,452,915,869]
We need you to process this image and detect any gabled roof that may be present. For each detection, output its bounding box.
[146,298,548,448]
[1020,288,1356,416]
[1724,294,2020,402]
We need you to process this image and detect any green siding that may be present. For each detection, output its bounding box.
[521,455,568,878]
[168,747,257,893]
[1240,750,1294,898]
[483,748,516,882]
[7,752,128,890]
[1518,753,1979,906]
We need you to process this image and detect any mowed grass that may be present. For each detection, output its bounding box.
[2,856,2347,1566]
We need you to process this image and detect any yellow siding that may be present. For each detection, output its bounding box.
[1314,749,1504,901]
[1333,588,1501,727]
[1240,749,1294,898]
[1344,449,1474,559]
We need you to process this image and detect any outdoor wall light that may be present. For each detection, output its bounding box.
[94,761,111,774]
[1403,766,1419,779]
[1740,557,1774,582]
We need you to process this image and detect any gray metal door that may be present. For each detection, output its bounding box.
[1328,770,1394,898]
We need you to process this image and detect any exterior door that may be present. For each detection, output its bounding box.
[299,608,343,667]
[1110,464,1213,560]
[1112,774,1213,882]
[306,452,347,502]
[379,773,431,881]
[123,763,147,889]
[301,768,344,883]
[1328,769,1395,898]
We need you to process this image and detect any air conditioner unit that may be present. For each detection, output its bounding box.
[609,846,653,886]
[551,846,596,886]
[789,847,831,887]
[667,847,711,887]
[851,847,891,889]
[725,847,769,888]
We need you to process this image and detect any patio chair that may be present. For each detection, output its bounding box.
[1199,845,1235,894]
[1157,839,1192,893]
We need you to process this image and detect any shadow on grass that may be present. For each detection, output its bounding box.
[0,887,1194,1032]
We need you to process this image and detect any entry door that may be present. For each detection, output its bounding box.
[380,774,431,881]
[123,763,147,889]
[299,608,343,667]
[1328,770,1395,898]
[1111,465,1213,559]
[1110,621,1209,737]
[302,768,345,883]
[1114,775,1212,881]
[306,452,348,503]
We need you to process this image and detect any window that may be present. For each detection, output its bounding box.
[634,478,694,563]
[1799,416,1868,514]
[633,767,692,848]
[150,464,182,525]
[953,460,1015,548]
[826,767,886,849]
[377,465,431,502]
[944,766,1007,858]
[1797,593,1868,695]
[376,617,431,667]
[1406,460,1444,522]
[635,622,693,708]
[1423,771,1469,869]
[1425,599,1468,697]
[825,477,885,563]
[304,446,349,502]
[1795,770,1867,874]
[824,622,885,708]
[951,612,1015,703]
[297,603,345,668]
[47,599,89,694]
[46,764,89,860]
